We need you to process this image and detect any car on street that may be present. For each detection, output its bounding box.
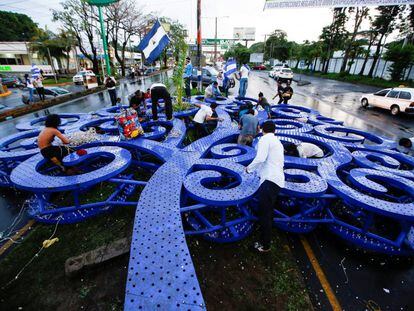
[275,68,294,82]
[190,66,236,90]
[72,70,95,85]
[0,75,25,88]
[144,68,158,76]
[21,87,71,104]
[190,66,218,87]
[269,63,289,78]
[360,87,414,116]
[253,64,266,70]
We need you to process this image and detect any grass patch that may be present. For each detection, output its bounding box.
[293,68,414,89]
[43,78,73,85]
[191,87,204,96]
[0,203,136,310]
[188,229,312,310]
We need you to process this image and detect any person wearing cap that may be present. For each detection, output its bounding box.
[150,82,173,121]
[399,137,414,155]
[245,121,285,253]
[183,57,193,99]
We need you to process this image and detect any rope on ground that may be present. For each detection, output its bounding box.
[365,299,382,311]
[1,218,61,290]
[340,257,349,284]
[0,201,28,244]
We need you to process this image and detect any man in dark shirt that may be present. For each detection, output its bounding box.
[129,90,146,117]
[258,92,271,119]
[273,81,293,104]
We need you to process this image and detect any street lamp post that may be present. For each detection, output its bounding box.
[85,0,118,76]
[197,0,202,92]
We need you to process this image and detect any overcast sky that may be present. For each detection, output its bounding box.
[0,0,393,44]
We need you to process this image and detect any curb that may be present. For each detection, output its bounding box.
[0,86,106,122]
[0,90,12,97]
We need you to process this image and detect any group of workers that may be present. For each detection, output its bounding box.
[37,61,414,255]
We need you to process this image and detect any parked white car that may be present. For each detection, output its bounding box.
[360,87,414,116]
[72,70,95,85]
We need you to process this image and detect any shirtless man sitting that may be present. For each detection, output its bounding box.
[38,114,72,172]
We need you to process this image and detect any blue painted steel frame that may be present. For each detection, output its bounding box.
[2,98,414,309]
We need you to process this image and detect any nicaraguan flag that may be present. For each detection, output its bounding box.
[138,20,170,63]
[31,64,40,78]
[224,59,237,78]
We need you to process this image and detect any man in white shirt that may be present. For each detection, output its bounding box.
[193,102,222,138]
[238,63,250,98]
[150,82,173,121]
[284,142,324,158]
[246,121,285,253]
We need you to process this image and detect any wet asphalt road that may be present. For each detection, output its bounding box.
[248,71,414,311]
[248,71,414,140]
[1,71,413,310]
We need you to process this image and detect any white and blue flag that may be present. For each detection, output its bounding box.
[138,20,170,64]
[224,59,237,78]
[31,64,40,78]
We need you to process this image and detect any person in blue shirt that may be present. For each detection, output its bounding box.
[183,57,193,99]
[205,81,221,99]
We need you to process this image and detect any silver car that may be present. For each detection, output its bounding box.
[21,87,71,104]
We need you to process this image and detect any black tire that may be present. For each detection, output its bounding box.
[361,98,369,108]
[390,105,400,116]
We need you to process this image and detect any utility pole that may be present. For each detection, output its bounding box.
[86,0,118,76]
[214,17,218,64]
[197,0,202,92]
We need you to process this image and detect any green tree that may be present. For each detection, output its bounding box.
[319,8,349,73]
[171,38,188,108]
[358,30,378,75]
[31,29,76,71]
[399,5,414,45]
[53,0,101,75]
[224,43,250,64]
[340,7,370,73]
[0,11,39,41]
[384,42,414,81]
[249,42,265,54]
[160,17,187,63]
[265,30,291,61]
[346,38,368,73]
[367,5,402,78]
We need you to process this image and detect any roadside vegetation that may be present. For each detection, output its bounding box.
[292,68,414,89]
[226,5,414,87]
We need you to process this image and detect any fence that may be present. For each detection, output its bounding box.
[287,57,414,81]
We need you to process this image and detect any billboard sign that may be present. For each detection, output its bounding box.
[250,53,264,63]
[197,39,235,46]
[264,0,414,9]
[233,27,256,41]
